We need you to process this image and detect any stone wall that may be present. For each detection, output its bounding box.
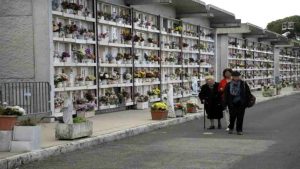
[0,0,51,83]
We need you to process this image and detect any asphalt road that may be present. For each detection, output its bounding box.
[19,94,300,169]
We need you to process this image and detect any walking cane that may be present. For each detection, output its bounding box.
[203,100,206,130]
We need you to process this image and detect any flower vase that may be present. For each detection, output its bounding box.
[66,34,73,39]
[86,81,93,86]
[54,107,61,113]
[117,60,122,64]
[77,35,84,40]
[54,57,60,63]
[63,81,68,87]
[53,32,59,37]
[77,11,83,16]
[140,41,144,47]
[57,82,63,88]
[101,80,107,85]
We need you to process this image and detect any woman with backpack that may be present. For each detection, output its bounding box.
[224,71,254,135]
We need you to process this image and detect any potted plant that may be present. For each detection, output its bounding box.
[77,28,87,40]
[55,116,93,140]
[76,93,96,118]
[174,103,185,117]
[116,53,124,64]
[85,75,96,86]
[151,102,168,120]
[61,51,71,63]
[123,72,132,83]
[0,106,25,130]
[54,97,64,113]
[262,85,276,97]
[11,118,41,152]
[52,21,62,37]
[136,94,149,110]
[64,22,77,38]
[186,102,198,113]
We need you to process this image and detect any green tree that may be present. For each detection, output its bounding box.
[266,15,300,37]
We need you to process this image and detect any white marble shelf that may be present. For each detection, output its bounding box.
[53,37,96,44]
[55,85,97,92]
[134,26,160,33]
[182,35,199,40]
[98,19,131,28]
[98,42,132,48]
[53,63,96,67]
[99,83,133,89]
[135,81,160,86]
[52,10,95,23]
[100,63,133,67]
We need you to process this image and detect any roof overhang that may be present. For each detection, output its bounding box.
[125,0,207,15]
[206,4,241,28]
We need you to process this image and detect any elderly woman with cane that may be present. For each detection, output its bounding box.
[199,75,223,129]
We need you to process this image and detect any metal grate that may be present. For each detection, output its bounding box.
[0,82,50,115]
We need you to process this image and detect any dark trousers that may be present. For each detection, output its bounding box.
[228,105,246,132]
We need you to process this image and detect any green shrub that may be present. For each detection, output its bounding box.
[73,117,87,123]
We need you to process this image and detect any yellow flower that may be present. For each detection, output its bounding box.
[151,102,168,111]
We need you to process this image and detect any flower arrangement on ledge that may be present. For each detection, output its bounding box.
[144,53,160,64]
[135,94,149,103]
[53,21,62,37]
[54,97,64,109]
[147,88,160,99]
[54,73,69,88]
[133,34,145,46]
[99,91,120,107]
[123,72,132,83]
[74,92,96,112]
[151,102,168,120]
[122,29,132,43]
[193,43,205,50]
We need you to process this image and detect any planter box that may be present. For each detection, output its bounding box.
[262,89,276,97]
[175,109,184,117]
[13,126,41,151]
[0,116,17,131]
[77,111,95,118]
[10,141,33,152]
[136,102,149,110]
[186,104,197,113]
[0,131,12,151]
[55,121,93,140]
[151,110,168,120]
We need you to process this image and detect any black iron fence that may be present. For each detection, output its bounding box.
[0,82,51,115]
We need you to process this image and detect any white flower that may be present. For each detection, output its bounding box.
[12,106,26,115]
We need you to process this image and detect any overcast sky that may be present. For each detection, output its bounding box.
[203,0,300,28]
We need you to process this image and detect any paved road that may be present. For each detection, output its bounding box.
[20,94,300,169]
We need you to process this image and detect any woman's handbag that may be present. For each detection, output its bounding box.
[244,82,256,108]
[247,94,256,108]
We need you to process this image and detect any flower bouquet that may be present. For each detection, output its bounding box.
[151,102,168,120]
[174,103,185,117]
[135,93,149,110]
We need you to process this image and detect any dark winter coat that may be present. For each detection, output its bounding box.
[199,82,223,119]
[224,80,251,109]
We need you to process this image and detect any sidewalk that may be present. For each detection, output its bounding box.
[0,87,299,169]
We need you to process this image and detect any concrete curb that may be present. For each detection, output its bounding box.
[256,91,300,104]
[0,113,202,169]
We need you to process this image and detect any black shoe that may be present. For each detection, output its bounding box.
[228,130,233,134]
[208,126,215,130]
[237,132,243,135]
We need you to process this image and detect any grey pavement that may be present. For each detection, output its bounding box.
[19,93,300,169]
